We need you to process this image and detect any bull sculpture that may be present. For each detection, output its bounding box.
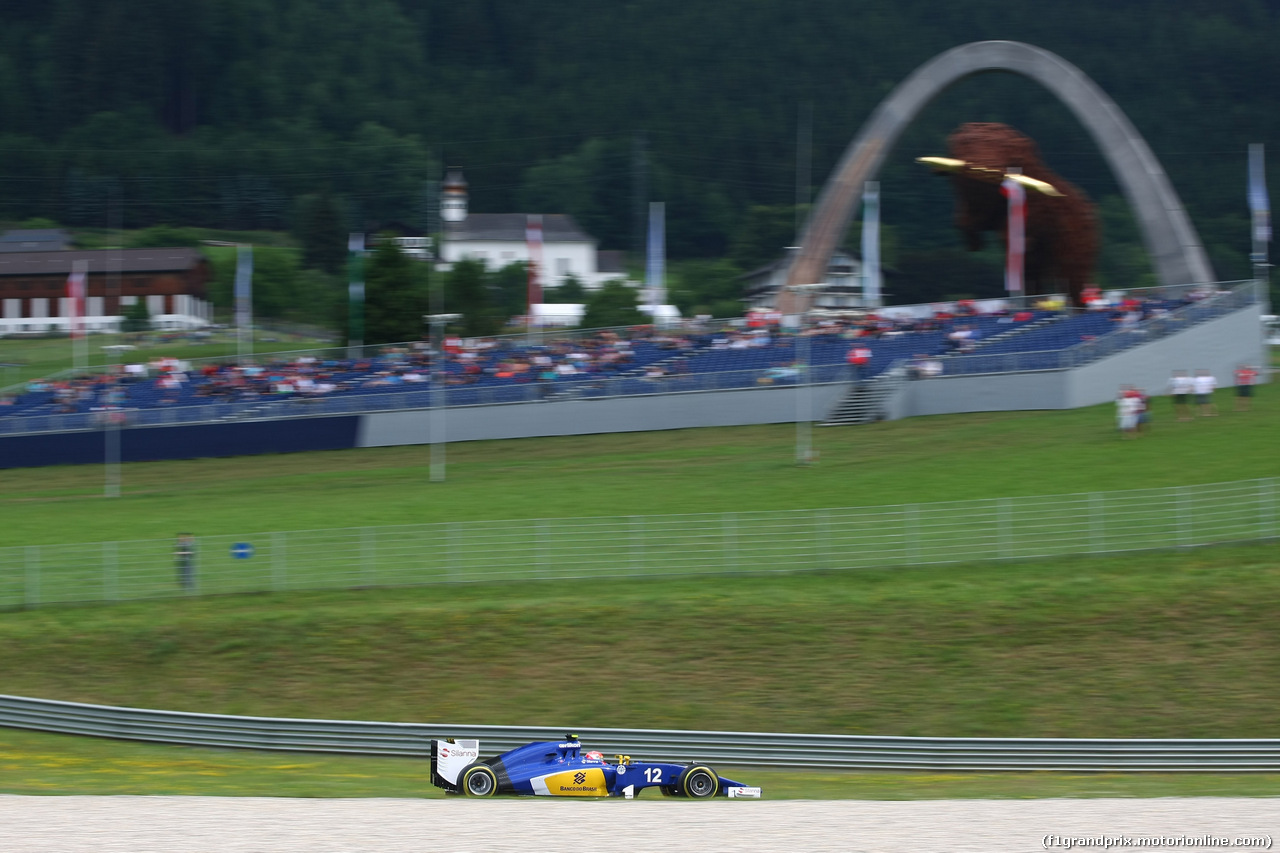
[919,122,1099,307]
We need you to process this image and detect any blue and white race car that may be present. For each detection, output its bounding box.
[431,734,761,799]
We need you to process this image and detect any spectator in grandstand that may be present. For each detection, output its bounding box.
[1193,369,1218,417]
[1234,364,1259,412]
[846,344,871,384]
[1169,370,1194,421]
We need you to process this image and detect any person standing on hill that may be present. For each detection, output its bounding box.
[1169,369,1193,421]
[1116,385,1141,438]
[1193,369,1218,417]
[1234,364,1259,412]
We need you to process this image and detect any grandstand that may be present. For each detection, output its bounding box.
[0,280,1267,468]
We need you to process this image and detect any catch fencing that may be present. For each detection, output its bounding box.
[2,693,1278,771]
[1,477,1276,609]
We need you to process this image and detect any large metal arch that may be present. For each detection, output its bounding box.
[784,40,1213,298]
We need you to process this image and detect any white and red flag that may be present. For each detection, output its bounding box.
[1000,175,1026,294]
[526,214,543,324]
[66,261,87,340]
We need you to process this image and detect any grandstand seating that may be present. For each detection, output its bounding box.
[0,296,1206,423]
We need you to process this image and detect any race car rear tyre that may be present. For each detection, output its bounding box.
[678,764,719,799]
[460,763,499,797]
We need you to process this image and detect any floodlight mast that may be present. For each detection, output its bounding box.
[425,312,462,483]
[786,282,826,466]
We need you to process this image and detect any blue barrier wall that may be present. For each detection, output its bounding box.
[0,415,361,468]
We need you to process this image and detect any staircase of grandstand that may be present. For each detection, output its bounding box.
[821,361,910,426]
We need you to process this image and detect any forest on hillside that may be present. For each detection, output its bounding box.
[0,0,1276,317]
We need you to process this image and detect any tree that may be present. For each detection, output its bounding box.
[668,258,743,319]
[545,274,585,303]
[444,258,502,337]
[580,281,645,329]
[489,261,531,322]
[295,193,347,275]
[364,239,425,344]
[727,205,804,273]
[126,224,202,248]
[120,300,151,333]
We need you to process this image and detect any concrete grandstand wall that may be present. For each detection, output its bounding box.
[357,381,851,447]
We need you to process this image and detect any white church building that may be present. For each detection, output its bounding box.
[434,169,623,291]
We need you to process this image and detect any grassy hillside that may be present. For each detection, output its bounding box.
[3,543,1278,739]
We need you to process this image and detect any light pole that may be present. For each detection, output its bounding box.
[425,312,461,482]
[785,282,826,466]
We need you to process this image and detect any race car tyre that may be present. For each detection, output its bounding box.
[677,764,719,799]
[460,763,499,797]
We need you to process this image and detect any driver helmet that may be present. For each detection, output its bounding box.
[583,750,605,763]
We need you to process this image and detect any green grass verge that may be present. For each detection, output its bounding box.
[3,544,1279,740]
[4,728,1279,799]
[1,384,1276,547]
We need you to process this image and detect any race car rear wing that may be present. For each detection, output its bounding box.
[430,738,481,791]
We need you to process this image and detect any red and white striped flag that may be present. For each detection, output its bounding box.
[526,214,543,323]
[1000,176,1026,294]
[66,262,87,340]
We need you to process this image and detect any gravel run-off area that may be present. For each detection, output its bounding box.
[1,795,1278,853]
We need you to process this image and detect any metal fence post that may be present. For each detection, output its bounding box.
[722,513,736,573]
[24,545,39,608]
[537,521,550,579]
[905,505,919,566]
[1087,492,1104,554]
[997,498,1012,559]
[1177,485,1191,547]
[447,523,459,582]
[103,541,118,601]
[819,508,832,570]
[1262,478,1277,540]
[362,527,375,586]
[271,531,286,591]
[630,516,644,575]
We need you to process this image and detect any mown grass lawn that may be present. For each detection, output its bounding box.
[0,383,1275,546]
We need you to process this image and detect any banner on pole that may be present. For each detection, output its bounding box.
[1001,174,1026,294]
[526,215,543,324]
[348,233,365,349]
[646,201,665,308]
[1248,143,1270,255]
[861,182,881,307]
[234,245,253,331]
[66,261,87,341]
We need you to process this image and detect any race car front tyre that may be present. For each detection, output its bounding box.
[678,765,719,799]
[460,763,499,797]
